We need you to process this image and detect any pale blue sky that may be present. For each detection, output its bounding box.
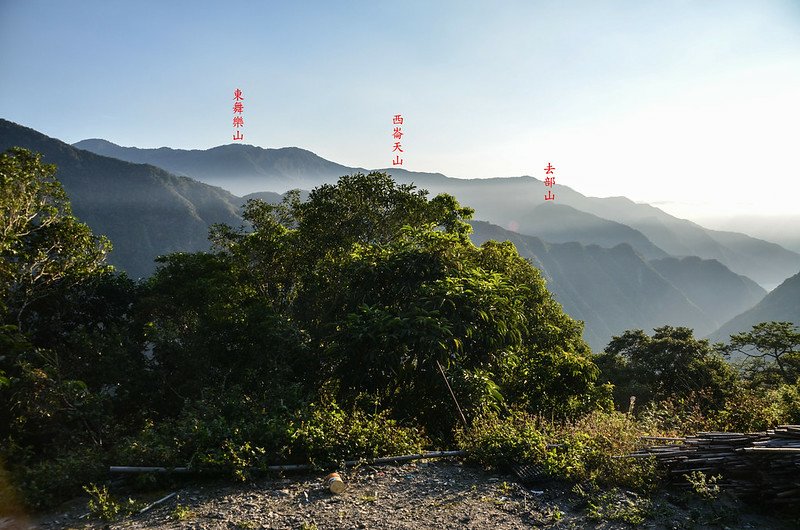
[1,1,799,218]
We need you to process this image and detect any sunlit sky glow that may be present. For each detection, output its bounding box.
[1,0,798,219]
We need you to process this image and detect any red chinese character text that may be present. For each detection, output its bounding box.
[544,163,555,174]
[233,88,244,101]
[393,114,403,125]
[233,130,244,141]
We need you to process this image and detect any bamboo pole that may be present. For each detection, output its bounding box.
[436,360,468,427]
[110,450,466,475]
[138,492,177,514]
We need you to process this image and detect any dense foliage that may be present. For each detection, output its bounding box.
[1,158,608,509]
[0,147,111,327]
[1,149,798,517]
[594,326,736,411]
[594,325,800,433]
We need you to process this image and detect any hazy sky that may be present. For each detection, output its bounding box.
[1,1,799,220]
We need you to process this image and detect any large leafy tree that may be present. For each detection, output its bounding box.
[596,326,737,411]
[0,147,110,328]
[212,172,607,435]
[1,148,122,440]
[210,173,475,312]
[721,322,800,386]
[0,149,142,508]
[289,173,474,249]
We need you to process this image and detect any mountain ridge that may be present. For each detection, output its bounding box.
[710,270,800,343]
[2,119,243,278]
[1,120,793,349]
[469,221,766,350]
[650,256,766,332]
[72,138,800,288]
[73,138,365,196]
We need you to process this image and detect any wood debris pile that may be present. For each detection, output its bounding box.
[629,425,800,505]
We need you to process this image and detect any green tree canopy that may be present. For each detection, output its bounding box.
[0,150,142,508]
[721,322,800,386]
[0,147,110,328]
[1,166,613,508]
[208,172,607,435]
[596,326,737,411]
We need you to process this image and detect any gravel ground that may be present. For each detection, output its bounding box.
[6,459,798,529]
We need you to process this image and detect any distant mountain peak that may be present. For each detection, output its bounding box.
[1,118,243,278]
[5,119,795,351]
[69,129,800,288]
[710,270,800,342]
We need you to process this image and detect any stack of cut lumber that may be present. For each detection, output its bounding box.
[629,425,800,505]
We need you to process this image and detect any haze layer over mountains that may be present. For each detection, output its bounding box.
[2,119,797,350]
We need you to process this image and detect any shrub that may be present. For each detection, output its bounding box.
[171,503,195,520]
[582,487,653,525]
[684,471,721,500]
[84,483,143,521]
[777,382,800,424]
[457,409,548,468]
[287,398,427,467]
[552,411,656,490]
[2,445,106,510]
[115,386,295,479]
[458,409,658,491]
[639,393,715,436]
[711,386,786,432]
